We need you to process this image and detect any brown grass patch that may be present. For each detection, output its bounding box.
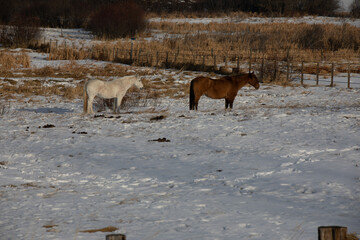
[0,80,84,100]
[0,51,30,70]
[347,233,359,240]
[43,224,58,229]
[80,226,118,233]
[41,21,360,73]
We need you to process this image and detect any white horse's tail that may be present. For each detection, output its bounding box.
[83,82,88,113]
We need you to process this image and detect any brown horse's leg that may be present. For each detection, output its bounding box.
[225,98,234,109]
[194,95,201,110]
[189,80,197,110]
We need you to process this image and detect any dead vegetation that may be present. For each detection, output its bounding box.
[1,19,360,103]
[42,21,360,68]
[79,226,118,233]
[0,51,30,69]
[0,49,188,108]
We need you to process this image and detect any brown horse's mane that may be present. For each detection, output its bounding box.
[219,73,252,81]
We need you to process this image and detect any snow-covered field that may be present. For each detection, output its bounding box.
[1,17,360,240]
[149,16,360,27]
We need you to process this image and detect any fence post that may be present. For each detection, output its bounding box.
[260,58,264,81]
[273,60,277,82]
[318,226,347,240]
[249,48,252,73]
[286,60,290,83]
[106,234,126,240]
[301,61,304,85]
[347,63,351,89]
[331,63,334,87]
[316,62,319,85]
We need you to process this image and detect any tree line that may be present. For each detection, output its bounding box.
[1,0,358,28]
[1,0,359,44]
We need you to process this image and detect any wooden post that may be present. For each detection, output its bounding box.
[318,226,347,240]
[316,62,320,85]
[273,60,277,82]
[106,234,126,240]
[286,60,290,83]
[347,63,351,89]
[301,61,304,85]
[331,63,334,87]
[260,58,264,82]
[249,48,252,73]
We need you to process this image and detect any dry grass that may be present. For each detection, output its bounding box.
[347,233,360,240]
[41,21,360,86]
[79,226,118,233]
[0,51,30,70]
[0,79,84,100]
[45,22,360,68]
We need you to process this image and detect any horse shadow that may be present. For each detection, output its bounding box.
[19,107,74,114]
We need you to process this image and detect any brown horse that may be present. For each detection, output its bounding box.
[189,72,260,110]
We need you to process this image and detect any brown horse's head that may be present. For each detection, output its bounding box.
[248,72,260,89]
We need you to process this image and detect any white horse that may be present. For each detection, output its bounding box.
[83,75,143,114]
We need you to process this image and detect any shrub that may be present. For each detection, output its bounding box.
[350,0,360,17]
[295,25,325,50]
[87,1,146,39]
[0,17,41,47]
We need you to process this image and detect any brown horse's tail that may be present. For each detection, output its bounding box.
[189,80,195,110]
[83,82,88,113]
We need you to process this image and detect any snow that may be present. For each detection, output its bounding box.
[1,70,359,240]
[1,17,360,240]
[149,16,360,28]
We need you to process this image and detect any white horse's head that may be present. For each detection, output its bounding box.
[134,77,144,89]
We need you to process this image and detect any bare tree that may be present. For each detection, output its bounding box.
[350,0,360,17]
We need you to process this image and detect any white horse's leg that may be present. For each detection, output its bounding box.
[115,93,125,113]
[87,95,95,114]
[113,98,118,113]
